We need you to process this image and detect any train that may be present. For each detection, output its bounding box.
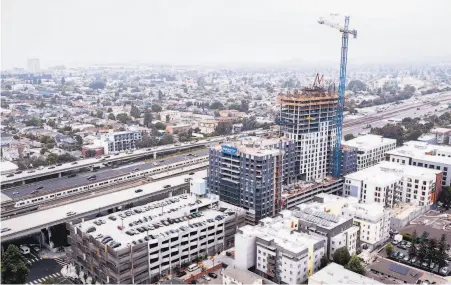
[14,155,209,208]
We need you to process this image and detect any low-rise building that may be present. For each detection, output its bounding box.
[93,130,142,154]
[223,266,273,285]
[309,262,382,284]
[430,127,451,145]
[344,161,442,207]
[342,134,397,171]
[68,194,245,284]
[235,216,326,284]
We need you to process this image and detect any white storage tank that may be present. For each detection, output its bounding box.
[190,178,206,195]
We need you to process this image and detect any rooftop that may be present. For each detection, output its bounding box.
[345,161,441,183]
[387,141,451,164]
[223,267,267,284]
[292,204,351,229]
[75,194,244,251]
[281,176,342,199]
[213,136,292,157]
[342,134,396,151]
[309,262,382,284]
[237,215,324,254]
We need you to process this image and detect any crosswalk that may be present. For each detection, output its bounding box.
[23,252,42,265]
[26,272,62,284]
[54,257,70,267]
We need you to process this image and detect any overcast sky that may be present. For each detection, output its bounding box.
[2,0,450,70]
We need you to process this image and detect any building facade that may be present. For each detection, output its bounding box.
[68,195,245,284]
[208,137,296,224]
[342,134,397,171]
[94,130,142,154]
[235,216,326,284]
[27,58,40,73]
[278,88,338,181]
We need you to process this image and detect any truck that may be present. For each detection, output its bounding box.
[393,234,403,245]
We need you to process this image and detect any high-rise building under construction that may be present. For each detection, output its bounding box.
[278,76,338,181]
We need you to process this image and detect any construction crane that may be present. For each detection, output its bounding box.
[318,15,357,178]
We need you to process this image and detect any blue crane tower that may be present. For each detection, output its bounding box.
[318,15,357,178]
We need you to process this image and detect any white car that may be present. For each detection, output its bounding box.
[66,211,76,216]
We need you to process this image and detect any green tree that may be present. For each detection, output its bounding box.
[130,105,141,118]
[143,109,153,127]
[210,101,224,110]
[40,148,48,155]
[46,153,58,165]
[116,113,131,124]
[1,244,29,284]
[107,107,113,113]
[347,80,366,91]
[345,255,365,275]
[386,243,394,257]
[427,238,438,270]
[408,230,418,258]
[333,247,351,266]
[344,134,356,141]
[159,134,174,145]
[89,81,106,89]
[154,122,166,130]
[158,90,163,101]
[108,113,116,120]
[320,255,330,269]
[151,104,162,112]
[242,117,259,131]
[214,122,233,136]
[96,110,104,119]
[417,239,428,263]
[165,114,170,123]
[437,234,449,268]
[438,186,451,210]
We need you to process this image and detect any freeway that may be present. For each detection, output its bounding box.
[343,91,451,135]
[1,129,273,185]
[0,169,208,242]
[2,149,208,199]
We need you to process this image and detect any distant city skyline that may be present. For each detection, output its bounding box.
[2,0,451,70]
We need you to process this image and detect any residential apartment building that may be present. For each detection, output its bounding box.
[430,128,451,145]
[68,195,245,284]
[278,88,337,181]
[198,119,218,134]
[94,130,142,154]
[312,193,391,250]
[386,141,451,187]
[208,137,296,224]
[342,134,397,171]
[27,58,40,73]
[290,206,359,259]
[235,216,326,284]
[344,161,443,207]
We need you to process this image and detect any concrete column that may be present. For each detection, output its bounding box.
[153,152,157,159]
[22,180,26,185]
[58,172,62,178]
[168,191,173,197]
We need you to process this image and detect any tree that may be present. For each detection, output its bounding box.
[154,122,166,130]
[47,119,56,128]
[1,244,29,284]
[116,113,131,124]
[320,255,330,270]
[143,109,153,128]
[89,81,106,89]
[386,243,394,257]
[427,238,438,269]
[130,105,141,118]
[40,148,48,155]
[151,104,162,112]
[437,234,449,268]
[242,117,259,131]
[210,101,224,110]
[344,134,355,141]
[46,153,58,165]
[96,110,104,119]
[345,255,365,275]
[438,186,451,210]
[347,80,366,92]
[159,134,174,145]
[158,90,163,101]
[107,107,113,113]
[214,122,233,136]
[165,114,170,123]
[333,247,351,266]
[108,113,116,120]
[408,230,418,258]
[61,76,65,85]
[417,239,428,263]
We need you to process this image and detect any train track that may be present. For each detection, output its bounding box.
[0,165,208,219]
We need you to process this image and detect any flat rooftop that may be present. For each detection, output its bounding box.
[281,176,342,199]
[387,142,451,164]
[75,194,244,250]
[292,204,350,229]
[345,161,441,183]
[213,136,291,157]
[0,170,207,239]
[342,134,396,151]
[310,262,382,284]
[238,215,323,254]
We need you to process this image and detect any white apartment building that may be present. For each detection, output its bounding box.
[291,205,359,259]
[222,267,266,285]
[342,134,397,171]
[309,262,382,285]
[94,130,142,154]
[430,128,451,145]
[344,161,442,207]
[386,141,451,187]
[235,216,326,284]
[27,58,40,73]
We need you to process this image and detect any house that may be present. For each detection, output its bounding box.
[54,134,78,151]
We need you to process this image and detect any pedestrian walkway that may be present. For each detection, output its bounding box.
[22,252,42,265]
[26,272,62,284]
[54,257,70,267]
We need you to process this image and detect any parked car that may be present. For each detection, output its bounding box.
[68,173,77,178]
[208,272,218,279]
[439,267,448,275]
[164,185,171,189]
[66,211,77,216]
[202,275,211,281]
[135,189,143,193]
[36,186,44,190]
[392,251,400,258]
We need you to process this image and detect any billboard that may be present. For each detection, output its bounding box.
[221,145,238,156]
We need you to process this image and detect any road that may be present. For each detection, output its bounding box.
[3,149,208,199]
[343,92,451,135]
